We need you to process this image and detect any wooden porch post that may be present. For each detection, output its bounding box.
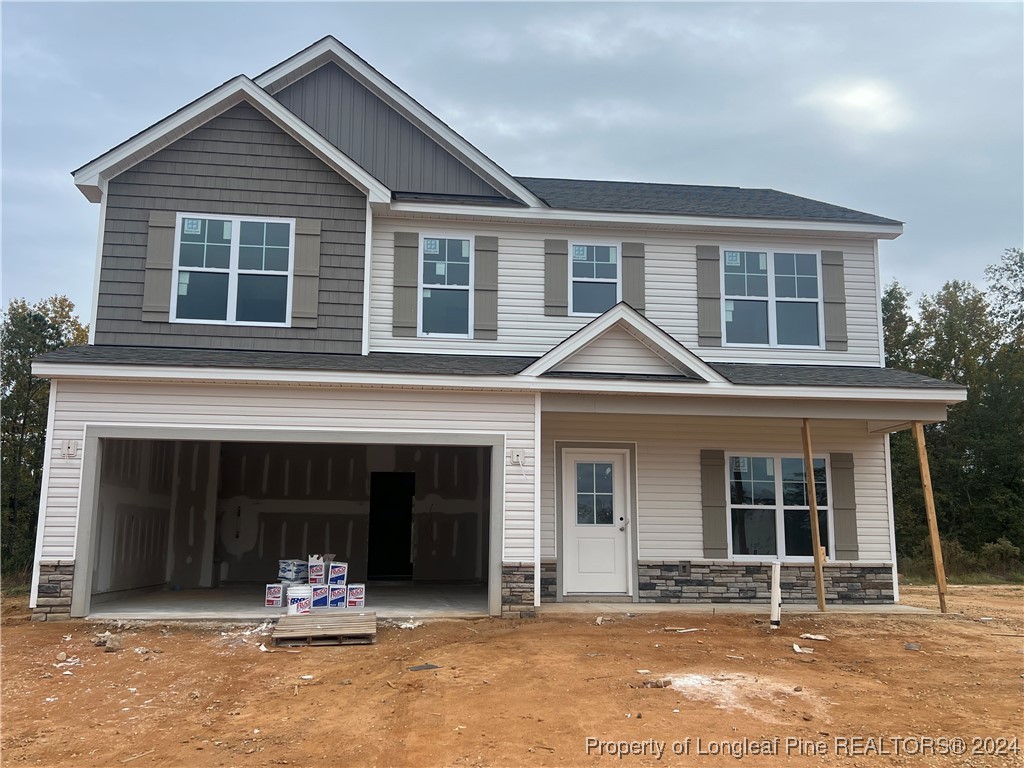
[801,419,827,611]
[911,421,948,613]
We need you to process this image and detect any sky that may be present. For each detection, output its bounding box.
[2,2,1022,324]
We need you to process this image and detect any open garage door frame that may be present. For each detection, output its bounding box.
[71,424,506,617]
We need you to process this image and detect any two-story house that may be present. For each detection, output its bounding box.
[29,37,965,621]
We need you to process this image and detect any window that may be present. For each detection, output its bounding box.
[723,249,822,346]
[575,461,615,525]
[727,455,832,560]
[420,235,472,336]
[570,243,619,315]
[172,214,293,325]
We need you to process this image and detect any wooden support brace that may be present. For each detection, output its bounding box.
[801,419,827,612]
[912,421,948,613]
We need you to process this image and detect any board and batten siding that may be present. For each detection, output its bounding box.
[370,218,883,365]
[39,380,537,562]
[94,102,367,353]
[274,63,506,199]
[540,412,892,562]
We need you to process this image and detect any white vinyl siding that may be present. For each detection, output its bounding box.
[38,380,537,562]
[553,324,683,375]
[540,412,892,563]
[370,217,883,365]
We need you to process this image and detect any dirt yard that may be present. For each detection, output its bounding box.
[2,586,1021,767]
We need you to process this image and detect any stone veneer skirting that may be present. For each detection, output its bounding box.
[500,564,536,618]
[32,561,75,621]
[540,561,557,602]
[638,561,894,604]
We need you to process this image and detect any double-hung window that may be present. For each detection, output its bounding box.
[172,213,293,326]
[420,235,472,336]
[723,249,822,346]
[570,243,619,315]
[727,455,832,560]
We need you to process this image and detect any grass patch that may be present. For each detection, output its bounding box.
[1,570,32,597]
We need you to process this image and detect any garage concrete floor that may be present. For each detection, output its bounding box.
[88,582,488,620]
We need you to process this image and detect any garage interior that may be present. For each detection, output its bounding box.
[87,437,491,618]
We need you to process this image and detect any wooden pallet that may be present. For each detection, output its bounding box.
[272,612,377,646]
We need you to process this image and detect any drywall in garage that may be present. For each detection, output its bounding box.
[167,441,220,589]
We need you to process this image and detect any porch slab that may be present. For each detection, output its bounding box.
[88,582,488,620]
[536,602,936,615]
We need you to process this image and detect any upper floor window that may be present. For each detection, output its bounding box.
[420,235,472,336]
[723,250,822,347]
[727,455,831,561]
[570,243,619,315]
[172,214,293,326]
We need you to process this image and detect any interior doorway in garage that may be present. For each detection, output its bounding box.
[85,437,492,618]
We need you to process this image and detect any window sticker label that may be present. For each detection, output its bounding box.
[732,457,749,473]
[435,263,446,276]
[725,252,742,267]
[765,462,774,477]
[573,245,587,260]
[177,273,190,295]
[423,289,431,298]
[423,238,440,255]
[222,221,231,240]
[759,253,767,271]
[183,218,202,236]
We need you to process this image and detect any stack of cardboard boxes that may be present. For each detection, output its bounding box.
[265,554,366,614]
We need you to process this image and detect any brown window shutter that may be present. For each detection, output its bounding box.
[291,219,321,329]
[696,245,722,347]
[474,235,498,340]
[141,211,177,323]
[393,231,419,337]
[544,239,568,316]
[821,250,848,351]
[700,449,728,558]
[830,452,859,560]
[621,242,646,314]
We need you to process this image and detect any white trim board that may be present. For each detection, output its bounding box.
[72,76,391,205]
[254,36,544,209]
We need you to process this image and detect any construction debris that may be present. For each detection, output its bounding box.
[904,642,922,651]
[799,634,830,642]
[792,644,814,655]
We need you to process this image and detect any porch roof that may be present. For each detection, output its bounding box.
[36,345,964,391]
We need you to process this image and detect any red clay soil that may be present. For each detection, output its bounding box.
[1,585,1021,767]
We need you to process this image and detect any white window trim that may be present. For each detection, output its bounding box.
[568,240,622,317]
[720,246,825,349]
[724,453,836,563]
[416,232,475,339]
[169,212,295,327]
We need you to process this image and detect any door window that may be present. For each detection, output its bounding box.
[575,461,614,525]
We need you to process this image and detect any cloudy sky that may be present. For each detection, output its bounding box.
[2,2,1021,323]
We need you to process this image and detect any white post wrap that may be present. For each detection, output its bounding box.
[770,560,782,628]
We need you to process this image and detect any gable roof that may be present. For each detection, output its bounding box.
[72,76,391,204]
[516,177,902,226]
[254,36,545,208]
[520,303,728,383]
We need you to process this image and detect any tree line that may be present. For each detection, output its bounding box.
[1,249,1021,579]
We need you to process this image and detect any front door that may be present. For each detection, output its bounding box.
[562,450,631,595]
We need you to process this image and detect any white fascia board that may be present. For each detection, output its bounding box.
[72,76,391,205]
[520,303,728,383]
[387,202,904,240]
[31,360,967,405]
[254,38,545,209]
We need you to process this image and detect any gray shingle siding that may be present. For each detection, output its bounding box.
[94,102,366,354]
[275,63,508,200]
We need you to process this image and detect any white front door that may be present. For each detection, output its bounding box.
[562,450,631,595]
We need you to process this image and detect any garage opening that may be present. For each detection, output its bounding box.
[87,437,491,618]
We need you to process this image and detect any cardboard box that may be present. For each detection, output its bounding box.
[311,584,330,609]
[346,583,365,608]
[278,558,308,580]
[265,583,284,608]
[307,555,326,585]
[328,562,348,585]
[329,585,347,608]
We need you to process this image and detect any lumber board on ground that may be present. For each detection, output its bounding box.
[272,612,377,644]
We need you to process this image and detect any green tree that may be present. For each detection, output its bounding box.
[1,296,88,574]
[986,247,1024,344]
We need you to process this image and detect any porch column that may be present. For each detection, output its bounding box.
[800,419,827,611]
[911,422,949,613]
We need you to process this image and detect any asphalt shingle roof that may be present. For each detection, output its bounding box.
[38,345,961,391]
[515,177,902,226]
